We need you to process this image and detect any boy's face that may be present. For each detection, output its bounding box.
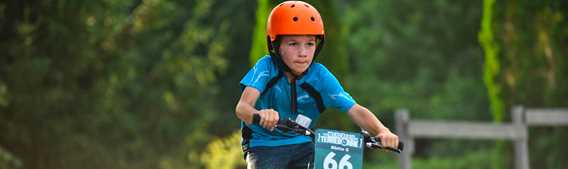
[278,35,317,75]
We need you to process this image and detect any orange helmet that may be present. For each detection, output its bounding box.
[267,1,325,42]
[266,1,325,75]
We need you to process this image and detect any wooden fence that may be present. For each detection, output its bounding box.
[395,106,568,169]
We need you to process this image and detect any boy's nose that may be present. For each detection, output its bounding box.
[299,47,309,57]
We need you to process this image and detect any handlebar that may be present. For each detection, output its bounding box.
[252,114,315,137]
[252,114,404,153]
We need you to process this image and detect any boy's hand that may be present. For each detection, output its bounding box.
[257,109,279,131]
[377,129,399,149]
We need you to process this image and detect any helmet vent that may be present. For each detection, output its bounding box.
[310,17,315,21]
[293,16,299,22]
[291,4,295,8]
[304,4,309,8]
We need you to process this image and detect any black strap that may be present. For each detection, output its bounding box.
[241,123,252,152]
[290,77,297,114]
[300,83,326,113]
[261,72,284,96]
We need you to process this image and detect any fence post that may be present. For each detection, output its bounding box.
[396,109,412,169]
[512,106,530,169]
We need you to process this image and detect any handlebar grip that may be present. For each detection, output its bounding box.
[386,141,404,153]
[363,132,405,153]
[252,114,261,124]
[389,141,404,153]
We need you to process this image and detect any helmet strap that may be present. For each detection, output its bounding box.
[314,36,325,58]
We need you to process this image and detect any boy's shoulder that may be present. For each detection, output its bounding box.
[307,62,332,76]
[255,55,274,65]
[251,55,278,72]
[312,62,328,70]
[304,62,336,84]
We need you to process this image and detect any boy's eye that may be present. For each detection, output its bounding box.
[306,42,315,46]
[288,42,297,46]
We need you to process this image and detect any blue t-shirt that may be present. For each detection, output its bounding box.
[240,55,357,148]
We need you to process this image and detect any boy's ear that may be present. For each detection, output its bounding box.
[267,36,281,54]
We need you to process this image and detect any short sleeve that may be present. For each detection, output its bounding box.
[317,65,356,112]
[240,56,275,93]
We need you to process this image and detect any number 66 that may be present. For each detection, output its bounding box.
[323,152,353,169]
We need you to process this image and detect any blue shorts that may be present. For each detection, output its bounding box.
[246,142,314,169]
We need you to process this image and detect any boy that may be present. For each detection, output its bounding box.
[235,1,399,169]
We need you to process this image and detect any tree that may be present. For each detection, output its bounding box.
[491,0,568,168]
[0,0,255,168]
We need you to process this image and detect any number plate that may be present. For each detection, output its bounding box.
[315,129,363,169]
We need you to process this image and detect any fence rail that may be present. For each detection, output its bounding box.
[525,108,568,126]
[408,121,526,140]
[395,106,568,169]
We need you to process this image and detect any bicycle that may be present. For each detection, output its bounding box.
[252,114,404,169]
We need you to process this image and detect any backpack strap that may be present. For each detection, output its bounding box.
[241,122,252,150]
[239,71,284,95]
[300,83,326,113]
[260,71,284,96]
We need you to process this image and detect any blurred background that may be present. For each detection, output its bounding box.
[1,0,567,169]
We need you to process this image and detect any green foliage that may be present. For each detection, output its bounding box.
[0,83,7,107]
[0,147,21,169]
[249,0,270,65]
[479,1,507,168]
[201,131,245,169]
[410,148,503,169]
[0,0,566,169]
[343,0,488,120]
[479,0,505,122]
[366,147,503,169]
[0,0,250,168]
[492,1,568,168]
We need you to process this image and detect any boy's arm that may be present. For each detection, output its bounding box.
[235,87,279,130]
[347,104,399,148]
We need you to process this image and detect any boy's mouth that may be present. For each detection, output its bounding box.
[294,61,309,66]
